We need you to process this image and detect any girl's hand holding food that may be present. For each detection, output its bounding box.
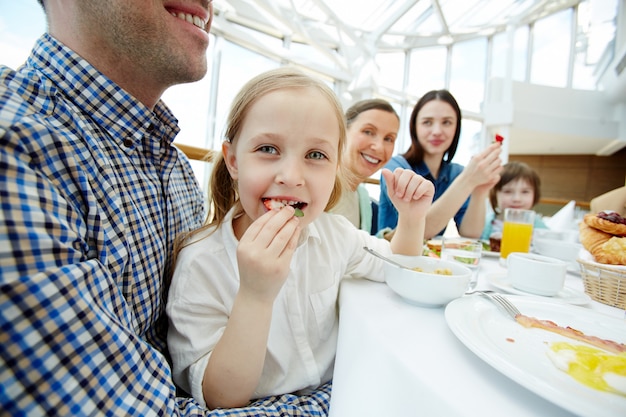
[236,207,301,304]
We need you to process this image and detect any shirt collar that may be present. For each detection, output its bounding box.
[28,34,180,151]
[413,159,452,183]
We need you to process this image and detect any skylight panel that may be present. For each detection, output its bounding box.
[389,0,439,34]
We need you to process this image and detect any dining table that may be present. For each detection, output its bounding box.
[328,253,626,417]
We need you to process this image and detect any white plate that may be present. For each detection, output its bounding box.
[445,296,626,417]
[486,272,591,305]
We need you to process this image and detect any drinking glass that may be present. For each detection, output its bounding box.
[441,237,482,290]
[500,208,536,262]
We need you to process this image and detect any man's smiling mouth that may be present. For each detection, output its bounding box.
[169,11,208,32]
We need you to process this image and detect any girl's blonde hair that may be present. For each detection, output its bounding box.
[174,67,348,257]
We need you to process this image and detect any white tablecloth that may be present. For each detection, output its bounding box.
[328,256,625,417]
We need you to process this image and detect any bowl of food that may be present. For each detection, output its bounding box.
[383,255,472,307]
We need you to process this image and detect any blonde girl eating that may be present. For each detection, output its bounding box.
[166,68,434,410]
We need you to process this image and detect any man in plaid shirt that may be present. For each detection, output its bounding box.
[0,1,331,415]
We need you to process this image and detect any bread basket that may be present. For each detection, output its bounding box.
[577,258,626,309]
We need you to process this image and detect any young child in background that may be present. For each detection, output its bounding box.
[166,68,434,410]
[481,161,547,243]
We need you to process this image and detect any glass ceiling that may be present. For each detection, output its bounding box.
[213,0,591,50]
[211,0,615,86]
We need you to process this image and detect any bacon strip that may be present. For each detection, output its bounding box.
[516,314,626,355]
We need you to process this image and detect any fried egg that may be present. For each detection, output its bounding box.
[547,342,626,396]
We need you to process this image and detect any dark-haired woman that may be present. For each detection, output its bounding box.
[378,90,502,240]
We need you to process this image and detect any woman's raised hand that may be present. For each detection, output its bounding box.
[462,142,502,190]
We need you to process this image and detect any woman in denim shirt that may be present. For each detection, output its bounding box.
[378,90,502,240]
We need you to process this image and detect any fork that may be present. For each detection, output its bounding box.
[468,290,521,320]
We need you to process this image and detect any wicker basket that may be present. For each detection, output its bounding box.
[577,258,626,309]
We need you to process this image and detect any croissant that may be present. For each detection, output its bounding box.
[594,237,626,265]
[579,221,611,254]
[579,213,626,265]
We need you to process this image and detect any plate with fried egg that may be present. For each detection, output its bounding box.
[445,295,626,417]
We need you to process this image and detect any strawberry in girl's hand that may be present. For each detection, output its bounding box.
[263,199,285,211]
[495,134,504,144]
[262,199,305,217]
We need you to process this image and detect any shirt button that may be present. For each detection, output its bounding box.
[146,123,155,133]
[123,138,133,147]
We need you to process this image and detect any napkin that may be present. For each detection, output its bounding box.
[545,200,576,231]
[442,218,460,238]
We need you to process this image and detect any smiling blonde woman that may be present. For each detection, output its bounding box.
[330,98,400,234]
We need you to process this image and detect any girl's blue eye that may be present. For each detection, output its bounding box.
[307,150,327,160]
[258,145,278,154]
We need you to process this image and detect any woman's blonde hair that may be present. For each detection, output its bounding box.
[174,67,348,258]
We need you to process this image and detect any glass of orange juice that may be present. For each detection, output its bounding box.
[500,208,535,262]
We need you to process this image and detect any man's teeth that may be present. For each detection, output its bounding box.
[171,12,207,31]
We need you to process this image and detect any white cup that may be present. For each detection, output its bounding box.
[507,253,568,296]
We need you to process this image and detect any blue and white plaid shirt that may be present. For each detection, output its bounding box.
[0,34,330,416]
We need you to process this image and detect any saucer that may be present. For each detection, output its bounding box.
[485,272,591,305]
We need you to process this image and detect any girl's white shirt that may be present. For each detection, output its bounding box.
[166,207,392,407]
